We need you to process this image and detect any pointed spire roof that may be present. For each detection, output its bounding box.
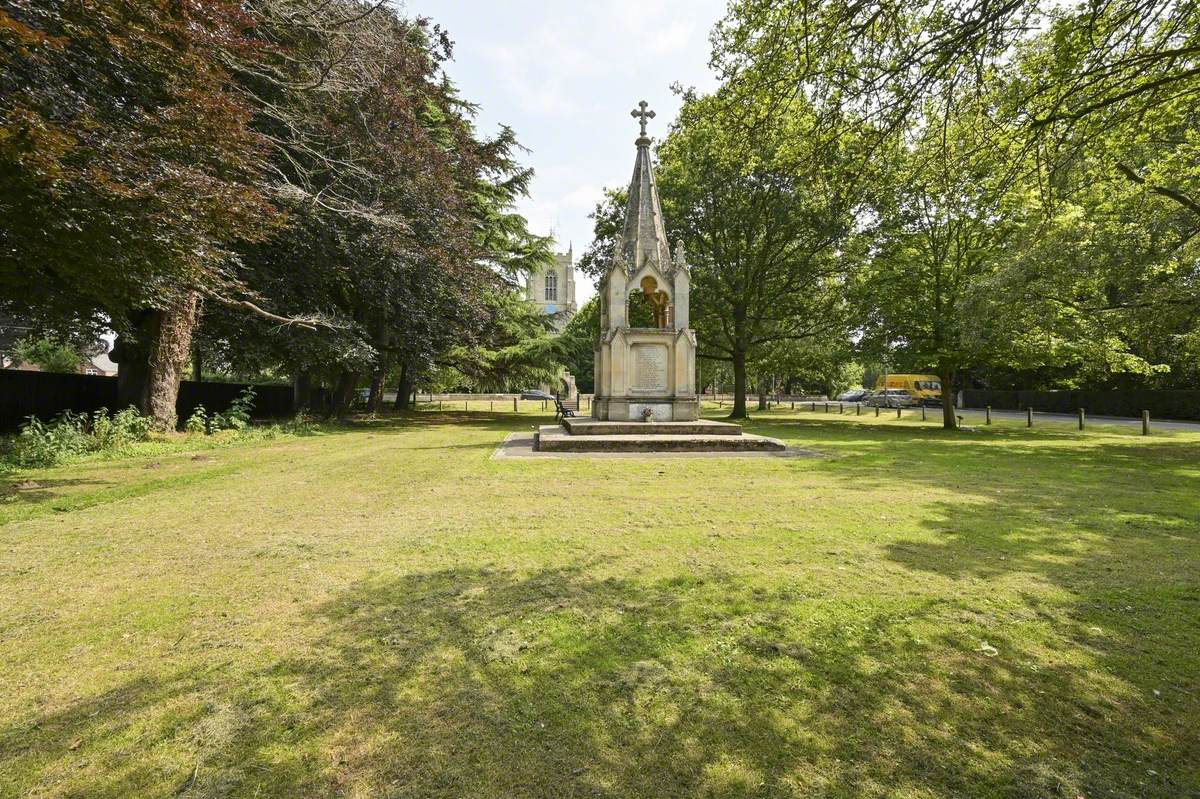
[617,101,672,275]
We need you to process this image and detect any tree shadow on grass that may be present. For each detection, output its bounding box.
[6,421,1197,797]
[336,410,554,437]
[766,421,1200,798]
[875,480,1200,796]
[7,565,1194,798]
[0,477,107,506]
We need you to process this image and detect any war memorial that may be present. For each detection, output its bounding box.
[533,103,784,453]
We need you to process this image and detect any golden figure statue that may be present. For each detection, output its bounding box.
[640,275,670,329]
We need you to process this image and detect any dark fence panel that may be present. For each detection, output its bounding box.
[176,381,293,422]
[962,388,1200,421]
[0,369,294,429]
[0,370,118,429]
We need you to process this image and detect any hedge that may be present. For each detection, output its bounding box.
[961,389,1200,421]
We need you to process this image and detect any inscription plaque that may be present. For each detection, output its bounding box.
[631,344,668,392]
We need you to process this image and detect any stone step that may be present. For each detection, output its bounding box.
[535,426,785,453]
[561,418,743,436]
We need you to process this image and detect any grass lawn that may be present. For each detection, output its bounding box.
[1,408,1198,798]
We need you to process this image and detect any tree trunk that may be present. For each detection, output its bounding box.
[110,293,201,430]
[394,363,413,411]
[329,369,358,420]
[144,293,200,429]
[367,369,386,413]
[757,380,768,411]
[293,370,311,413]
[730,349,748,419]
[112,310,153,413]
[939,363,957,429]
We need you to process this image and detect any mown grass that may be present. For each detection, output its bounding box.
[1,407,1197,798]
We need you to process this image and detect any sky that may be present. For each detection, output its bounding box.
[405,0,728,301]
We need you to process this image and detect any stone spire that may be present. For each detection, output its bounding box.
[619,101,672,275]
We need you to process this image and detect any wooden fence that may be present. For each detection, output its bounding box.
[0,369,294,430]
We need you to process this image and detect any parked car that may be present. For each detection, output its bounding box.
[837,389,871,403]
[520,389,556,401]
[867,388,921,408]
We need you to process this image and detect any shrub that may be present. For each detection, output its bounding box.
[94,407,151,449]
[211,387,256,431]
[185,406,209,435]
[10,412,96,468]
[284,411,319,436]
[4,406,152,469]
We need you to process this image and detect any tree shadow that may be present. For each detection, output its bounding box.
[6,420,1197,797]
[8,564,1195,797]
[0,477,107,507]
[338,410,555,435]
[769,424,1200,798]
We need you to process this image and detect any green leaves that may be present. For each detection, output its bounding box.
[0,1,274,334]
[713,0,1199,393]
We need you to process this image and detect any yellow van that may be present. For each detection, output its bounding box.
[875,374,942,406]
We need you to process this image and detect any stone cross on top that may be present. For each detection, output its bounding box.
[631,100,655,138]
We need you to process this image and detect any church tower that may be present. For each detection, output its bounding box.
[525,246,577,330]
[592,101,699,422]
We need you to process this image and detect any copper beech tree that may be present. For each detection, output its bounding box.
[0,1,279,427]
[0,0,555,425]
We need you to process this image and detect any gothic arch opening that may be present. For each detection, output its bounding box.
[627,275,670,329]
[627,289,655,327]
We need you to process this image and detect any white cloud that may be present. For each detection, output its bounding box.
[413,0,726,270]
[558,184,605,209]
[484,43,577,114]
[647,20,695,54]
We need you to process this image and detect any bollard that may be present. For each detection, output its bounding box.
[465,400,468,411]
[1026,407,1033,427]
[439,400,443,410]
[791,400,795,410]
[896,406,902,419]
[490,400,494,412]
[1142,410,1150,436]
[542,399,546,411]
[986,406,992,425]
[810,402,816,412]
[875,404,880,417]
[513,397,518,412]
[921,405,927,421]
[824,402,829,413]
[856,403,861,416]
[1077,408,1085,430]
[839,402,844,414]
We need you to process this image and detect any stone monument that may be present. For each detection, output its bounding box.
[529,102,784,453]
[592,101,699,422]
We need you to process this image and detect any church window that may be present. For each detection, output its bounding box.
[545,272,558,301]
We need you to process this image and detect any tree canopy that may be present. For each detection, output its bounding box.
[636,0,1200,425]
[0,0,561,424]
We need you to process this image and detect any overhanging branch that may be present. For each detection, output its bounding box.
[206,292,342,332]
[1115,161,1200,218]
